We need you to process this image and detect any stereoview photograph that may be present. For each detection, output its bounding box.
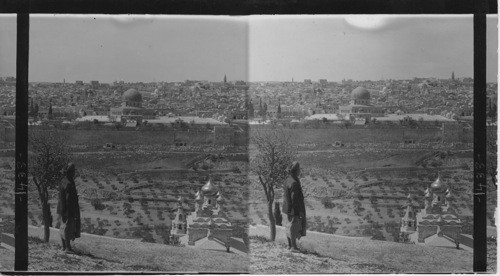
[0,14,497,273]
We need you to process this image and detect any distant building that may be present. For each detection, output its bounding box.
[109,88,155,123]
[234,80,249,91]
[176,177,233,252]
[304,113,344,122]
[402,176,463,249]
[75,80,84,85]
[229,110,247,120]
[170,197,187,238]
[304,79,312,84]
[90,80,99,89]
[338,87,384,121]
[319,79,328,85]
[376,114,456,125]
[4,77,15,83]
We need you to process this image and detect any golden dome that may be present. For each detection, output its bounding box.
[195,190,202,201]
[430,176,447,193]
[201,177,218,196]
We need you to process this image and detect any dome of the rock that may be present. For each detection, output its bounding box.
[122,88,142,103]
[351,86,370,100]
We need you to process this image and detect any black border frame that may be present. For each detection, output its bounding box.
[0,0,497,14]
[0,0,494,273]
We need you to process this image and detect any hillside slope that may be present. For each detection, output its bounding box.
[24,225,248,272]
[249,225,473,273]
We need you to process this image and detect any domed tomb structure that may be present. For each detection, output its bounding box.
[109,88,155,123]
[338,86,384,122]
[405,175,462,249]
[178,176,233,250]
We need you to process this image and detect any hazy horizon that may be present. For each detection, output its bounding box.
[0,14,497,83]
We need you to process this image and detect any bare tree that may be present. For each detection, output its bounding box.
[250,127,296,241]
[29,129,70,242]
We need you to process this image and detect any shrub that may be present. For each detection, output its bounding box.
[91,198,106,211]
[371,230,386,241]
[321,197,335,209]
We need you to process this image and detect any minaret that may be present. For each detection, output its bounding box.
[224,74,227,84]
[277,98,281,115]
[451,71,455,81]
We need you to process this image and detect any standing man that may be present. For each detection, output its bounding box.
[282,161,306,252]
[57,163,81,253]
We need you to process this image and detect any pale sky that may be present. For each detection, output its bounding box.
[250,15,497,82]
[0,15,248,83]
[0,14,497,83]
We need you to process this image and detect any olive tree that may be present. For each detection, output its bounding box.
[250,127,296,241]
[29,129,70,242]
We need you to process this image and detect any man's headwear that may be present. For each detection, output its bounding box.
[66,163,75,178]
[288,161,300,177]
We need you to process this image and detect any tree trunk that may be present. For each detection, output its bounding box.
[267,199,276,241]
[42,200,51,242]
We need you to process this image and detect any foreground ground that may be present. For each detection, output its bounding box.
[249,224,474,273]
[0,226,494,273]
[1,232,248,272]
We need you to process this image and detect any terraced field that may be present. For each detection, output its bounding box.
[248,144,479,242]
[0,150,249,244]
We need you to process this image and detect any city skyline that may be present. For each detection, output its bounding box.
[0,14,497,83]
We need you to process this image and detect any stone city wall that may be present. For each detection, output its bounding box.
[213,126,234,145]
[0,127,15,143]
[252,126,471,144]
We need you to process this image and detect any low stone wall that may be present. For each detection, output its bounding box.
[187,228,208,245]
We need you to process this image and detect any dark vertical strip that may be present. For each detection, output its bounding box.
[473,13,487,272]
[14,13,29,271]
